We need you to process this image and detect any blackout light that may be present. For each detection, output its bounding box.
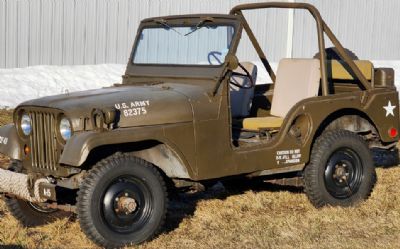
[389,127,398,138]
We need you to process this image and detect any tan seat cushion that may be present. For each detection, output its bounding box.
[330,60,373,80]
[241,116,284,130]
[271,59,321,117]
[239,59,320,131]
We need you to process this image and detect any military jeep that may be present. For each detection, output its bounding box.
[0,2,398,248]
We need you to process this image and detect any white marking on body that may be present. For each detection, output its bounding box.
[0,136,8,145]
[383,100,396,117]
[115,100,151,117]
[114,100,150,118]
[276,149,302,165]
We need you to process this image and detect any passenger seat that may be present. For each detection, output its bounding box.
[242,59,320,130]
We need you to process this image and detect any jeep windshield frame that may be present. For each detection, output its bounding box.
[132,24,235,66]
[125,15,242,82]
[230,2,372,95]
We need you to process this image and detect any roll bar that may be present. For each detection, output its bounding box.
[230,2,371,95]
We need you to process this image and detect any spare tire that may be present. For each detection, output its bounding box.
[313,47,359,60]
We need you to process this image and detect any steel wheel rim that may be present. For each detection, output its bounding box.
[101,175,153,234]
[324,147,364,199]
[28,202,58,213]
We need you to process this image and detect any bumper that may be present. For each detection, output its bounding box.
[371,147,399,167]
[0,124,23,160]
[0,167,55,203]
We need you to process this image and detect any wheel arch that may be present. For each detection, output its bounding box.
[81,141,193,179]
[314,108,379,138]
[59,131,194,179]
[306,108,380,165]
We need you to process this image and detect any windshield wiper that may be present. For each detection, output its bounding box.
[184,17,215,36]
[154,19,182,35]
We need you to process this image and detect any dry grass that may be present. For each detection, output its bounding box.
[0,111,400,249]
[0,109,13,126]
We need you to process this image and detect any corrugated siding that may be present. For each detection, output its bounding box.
[0,0,399,68]
[292,0,400,59]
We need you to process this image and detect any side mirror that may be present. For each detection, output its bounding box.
[225,54,239,71]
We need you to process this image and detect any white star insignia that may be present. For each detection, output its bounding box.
[383,100,396,117]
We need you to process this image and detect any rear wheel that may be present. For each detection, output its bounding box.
[304,130,376,207]
[77,153,168,248]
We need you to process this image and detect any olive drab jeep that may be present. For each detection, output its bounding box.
[0,2,398,248]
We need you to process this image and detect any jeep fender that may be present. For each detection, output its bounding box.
[59,128,193,179]
[130,144,190,178]
[0,124,23,160]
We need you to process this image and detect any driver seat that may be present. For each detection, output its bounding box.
[230,62,258,118]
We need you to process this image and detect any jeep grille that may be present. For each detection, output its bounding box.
[29,111,59,171]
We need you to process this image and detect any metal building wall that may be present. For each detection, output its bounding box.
[0,0,399,68]
[0,0,288,68]
[291,0,400,59]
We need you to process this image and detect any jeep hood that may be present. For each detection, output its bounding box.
[19,83,197,127]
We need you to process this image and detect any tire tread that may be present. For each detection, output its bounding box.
[304,130,376,208]
[77,152,168,248]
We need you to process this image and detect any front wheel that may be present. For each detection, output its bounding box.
[304,130,376,208]
[77,153,168,248]
[5,198,66,227]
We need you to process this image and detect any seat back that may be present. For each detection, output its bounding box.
[330,60,373,81]
[230,62,258,118]
[271,58,320,117]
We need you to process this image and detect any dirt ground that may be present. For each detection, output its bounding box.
[0,111,399,249]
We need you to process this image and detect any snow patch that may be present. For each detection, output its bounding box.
[0,64,125,108]
[0,61,399,108]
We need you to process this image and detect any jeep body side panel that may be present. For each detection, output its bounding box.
[59,86,400,181]
[192,87,399,180]
[363,90,400,141]
[0,124,23,160]
[59,80,223,180]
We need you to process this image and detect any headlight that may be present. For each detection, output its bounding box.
[60,118,72,141]
[21,114,32,136]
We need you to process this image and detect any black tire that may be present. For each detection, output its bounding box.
[371,147,399,167]
[304,130,376,208]
[5,198,65,227]
[313,47,359,60]
[5,160,67,227]
[77,153,168,248]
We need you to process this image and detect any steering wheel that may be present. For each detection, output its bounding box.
[207,51,223,65]
[229,62,255,89]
